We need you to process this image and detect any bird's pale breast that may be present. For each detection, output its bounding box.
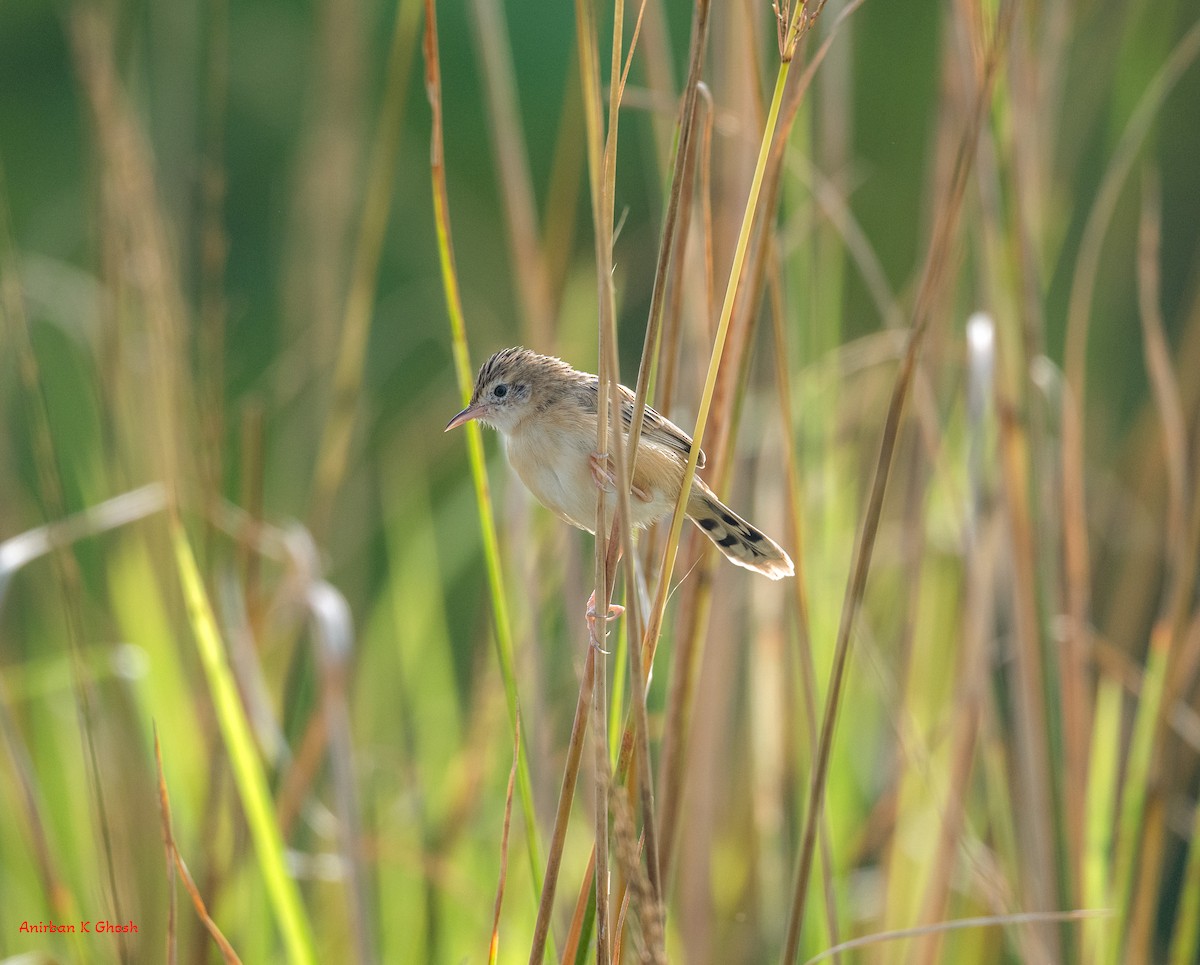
[504,411,682,534]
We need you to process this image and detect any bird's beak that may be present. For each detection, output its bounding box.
[444,403,481,432]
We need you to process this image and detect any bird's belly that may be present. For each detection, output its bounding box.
[529,456,599,531]
[505,431,673,534]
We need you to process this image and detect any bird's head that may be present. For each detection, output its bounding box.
[445,347,573,436]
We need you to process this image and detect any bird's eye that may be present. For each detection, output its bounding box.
[493,384,508,399]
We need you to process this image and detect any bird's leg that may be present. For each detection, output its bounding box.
[586,528,625,651]
[585,456,638,648]
[589,451,617,491]
[589,451,651,501]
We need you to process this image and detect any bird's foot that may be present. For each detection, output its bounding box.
[589,451,617,492]
[585,589,624,653]
[588,451,651,502]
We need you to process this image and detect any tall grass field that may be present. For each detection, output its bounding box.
[2,0,1199,961]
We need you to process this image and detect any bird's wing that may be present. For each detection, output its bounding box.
[579,378,707,468]
[624,386,706,469]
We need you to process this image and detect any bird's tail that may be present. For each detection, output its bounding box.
[686,481,794,580]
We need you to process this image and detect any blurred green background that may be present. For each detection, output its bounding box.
[2,0,1200,961]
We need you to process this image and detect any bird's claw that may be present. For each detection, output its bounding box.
[589,451,617,492]
[585,590,624,653]
[589,451,651,502]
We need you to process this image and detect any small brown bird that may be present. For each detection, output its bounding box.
[445,347,794,580]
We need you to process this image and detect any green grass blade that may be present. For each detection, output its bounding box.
[423,0,544,907]
[170,518,316,965]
